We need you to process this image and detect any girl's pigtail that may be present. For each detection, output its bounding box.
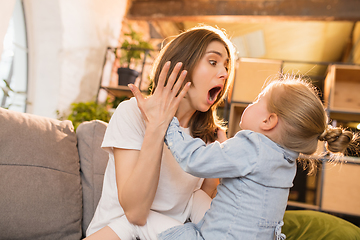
[318,125,356,154]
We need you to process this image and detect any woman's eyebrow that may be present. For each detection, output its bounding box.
[205,50,222,56]
[206,50,230,62]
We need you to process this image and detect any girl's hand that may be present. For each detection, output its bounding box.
[128,61,190,130]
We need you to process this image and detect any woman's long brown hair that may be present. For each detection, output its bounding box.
[150,25,236,142]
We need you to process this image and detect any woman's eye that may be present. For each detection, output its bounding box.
[209,60,217,66]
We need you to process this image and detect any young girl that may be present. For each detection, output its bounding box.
[85,25,236,240]
[132,76,358,240]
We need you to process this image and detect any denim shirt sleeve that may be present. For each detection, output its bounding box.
[164,117,259,178]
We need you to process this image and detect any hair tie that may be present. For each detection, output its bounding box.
[318,129,328,141]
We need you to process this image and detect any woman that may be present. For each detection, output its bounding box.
[85,25,236,240]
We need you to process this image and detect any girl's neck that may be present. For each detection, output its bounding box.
[261,121,283,147]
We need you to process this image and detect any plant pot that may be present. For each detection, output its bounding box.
[117,67,139,86]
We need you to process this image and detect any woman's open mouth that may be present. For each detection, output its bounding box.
[207,85,223,104]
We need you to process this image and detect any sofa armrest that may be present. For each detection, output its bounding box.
[77,120,108,235]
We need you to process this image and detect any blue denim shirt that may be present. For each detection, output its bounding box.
[159,117,298,240]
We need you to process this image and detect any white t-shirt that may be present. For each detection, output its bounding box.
[86,97,203,236]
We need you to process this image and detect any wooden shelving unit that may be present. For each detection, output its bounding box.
[319,64,360,217]
[324,64,360,122]
[96,46,156,103]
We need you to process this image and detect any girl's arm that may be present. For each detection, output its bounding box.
[200,128,226,198]
[118,62,190,226]
[165,118,258,179]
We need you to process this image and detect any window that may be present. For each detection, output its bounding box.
[0,0,27,112]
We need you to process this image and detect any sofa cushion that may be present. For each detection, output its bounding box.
[76,120,108,234]
[0,108,82,239]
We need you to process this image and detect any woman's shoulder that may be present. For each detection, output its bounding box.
[108,97,144,128]
[116,97,138,110]
[113,97,141,117]
[103,97,145,149]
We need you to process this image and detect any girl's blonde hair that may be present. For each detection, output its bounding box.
[264,76,357,162]
[150,25,236,142]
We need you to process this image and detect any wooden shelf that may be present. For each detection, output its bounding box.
[287,201,320,211]
[329,110,360,122]
[324,64,360,115]
[228,102,248,137]
[101,86,134,99]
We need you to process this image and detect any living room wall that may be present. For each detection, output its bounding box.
[27,0,129,118]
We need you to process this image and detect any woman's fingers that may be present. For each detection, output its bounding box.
[128,61,189,127]
[154,61,188,104]
[174,82,191,106]
[128,84,151,123]
[128,84,144,105]
[155,61,171,94]
[171,70,188,99]
[164,62,183,90]
[129,62,188,105]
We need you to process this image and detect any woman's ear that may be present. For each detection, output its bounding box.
[260,113,278,131]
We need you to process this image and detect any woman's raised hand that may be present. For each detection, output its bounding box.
[128,61,190,130]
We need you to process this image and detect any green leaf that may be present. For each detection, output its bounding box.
[118,25,154,67]
[1,86,10,97]
[2,79,14,92]
[66,101,111,131]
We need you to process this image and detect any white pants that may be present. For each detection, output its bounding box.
[109,189,212,240]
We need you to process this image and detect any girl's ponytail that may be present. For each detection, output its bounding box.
[318,126,355,154]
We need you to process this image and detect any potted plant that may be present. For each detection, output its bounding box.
[117,26,153,86]
[64,101,111,131]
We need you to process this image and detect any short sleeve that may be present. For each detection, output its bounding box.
[101,97,145,153]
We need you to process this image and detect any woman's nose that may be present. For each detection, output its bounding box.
[218,67,229,80]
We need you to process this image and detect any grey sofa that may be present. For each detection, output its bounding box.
[0,107,109,239]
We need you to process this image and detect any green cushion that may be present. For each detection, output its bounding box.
[283,210,360,240]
